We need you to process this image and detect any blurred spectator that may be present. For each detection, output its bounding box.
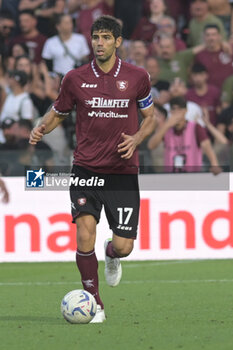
[42,13,90,76]
[0,117,27,175]
[147,102,167,172]
[131,0,167,42]
[11,42,29,58]
[195,24,233,88]
[201,106,228,144]
[165,0,192,24]
[0,117,54,174]
[0,0,20,20]
[0,11,16,60]
[207,0,232,37]
[221,75,233,109]
[149,15,186,56]
[0,117,19,145]
[0,70,34,143]
[17,119,54,168]
[18,0,65,37]
[217,104,233,142]
[4,44,29,73]
[73,0,114,48]
[9,10,47,63]
[188,0,227,47]
[145,56,170,105]
[0,177,9,203]
[165,78,205,127]
[157,34,205,83]
[186,63,220,126]
[215,105,233,168]
[147,96,221,174]
[14,55,57,115]
[128,40,148,67]
[114,0,143,39]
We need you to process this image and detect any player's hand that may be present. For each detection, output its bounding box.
[117,132,138,159]
[167,109,185,128]
[209,165,222,176]
[29,124,46,145]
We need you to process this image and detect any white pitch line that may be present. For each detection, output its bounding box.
[0,279,233,286]
[124,260,200,268]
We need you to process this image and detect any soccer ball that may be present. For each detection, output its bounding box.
[61,289,97,324]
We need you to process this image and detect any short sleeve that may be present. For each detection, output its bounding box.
[195,124,208,146]
[137,71,153,110]
[42,38,53,60]
[53,72,76,115]
[21,97,34,119]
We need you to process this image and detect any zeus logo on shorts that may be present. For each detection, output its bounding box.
[117,224,132,231]
[85,97,129,108]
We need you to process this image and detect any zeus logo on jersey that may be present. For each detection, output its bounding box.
[85,97,129,108]
[81,83,97,88]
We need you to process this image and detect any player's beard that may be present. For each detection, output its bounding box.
[95,52,113,63]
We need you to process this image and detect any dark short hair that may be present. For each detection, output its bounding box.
[0,11,15,21]
[18,119,33,130]
[204,24,220,33]
[12,43,30,57]
[1,117,16,129]
[15,54,31,66]
[91,15,122,39]
[19,10,36,18]
[55,13,72,26]
[191,63,207,73]
[8,70,28,87]
[170,97,187,109]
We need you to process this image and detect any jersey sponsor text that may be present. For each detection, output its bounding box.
[88,111,128,118]
[85,97,129,108]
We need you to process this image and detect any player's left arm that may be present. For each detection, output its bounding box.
[118,104,156,159]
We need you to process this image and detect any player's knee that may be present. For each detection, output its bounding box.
[75,216,96,250]
[114,240,134,257]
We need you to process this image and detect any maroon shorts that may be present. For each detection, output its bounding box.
[69,165,140,239]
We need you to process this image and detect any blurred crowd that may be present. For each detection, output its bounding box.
[1,0,233,175]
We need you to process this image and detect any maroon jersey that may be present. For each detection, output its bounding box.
[53,57,153,174]
[195,49,233,88]
[186,85,220,125]
[10,34,47,63]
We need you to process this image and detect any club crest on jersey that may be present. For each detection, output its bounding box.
[77,198,86,206]
[116,80,128,91]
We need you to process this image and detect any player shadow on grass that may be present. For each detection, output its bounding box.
[0,315,63,324]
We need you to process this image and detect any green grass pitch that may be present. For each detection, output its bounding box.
[0,260,233,350]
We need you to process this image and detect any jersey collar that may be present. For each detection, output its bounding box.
[91,57,122,78]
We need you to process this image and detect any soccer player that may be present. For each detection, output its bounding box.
[29,15,156,323]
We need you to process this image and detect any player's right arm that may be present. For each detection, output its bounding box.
[29,108,67,145]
